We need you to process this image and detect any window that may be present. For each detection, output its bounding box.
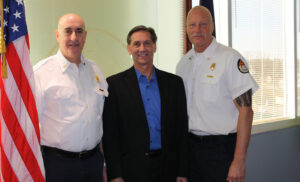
[231,0,295,123]
[297,0,300,116]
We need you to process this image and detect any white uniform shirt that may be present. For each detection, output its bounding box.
[176,38,258,135]
[33,50,108,152]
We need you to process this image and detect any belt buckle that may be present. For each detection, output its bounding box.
[199,135,205,141]
[149,151,155,156]
[78,151,87,159]
[145,150,161,157]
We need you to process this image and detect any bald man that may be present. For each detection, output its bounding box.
[33,13,108,182]
[176,6,258,182]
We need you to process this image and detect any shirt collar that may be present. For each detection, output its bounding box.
[56,50,86,73]
[134,66,157,82]
[191,37,218,60]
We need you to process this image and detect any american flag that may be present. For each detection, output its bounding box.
[0,0,45,181]
[200,0,215,37]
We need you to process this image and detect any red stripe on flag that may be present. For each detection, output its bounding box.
[0,83,44,182]
[6,43,40,142]
[1,147,19,182]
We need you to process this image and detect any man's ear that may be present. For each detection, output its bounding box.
[55,30,59,41]
[127,45,131,55]
[153,43,157,53]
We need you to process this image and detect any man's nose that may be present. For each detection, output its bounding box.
[70,31,77,40]
[139,44,146,51]
[195,24,201,32]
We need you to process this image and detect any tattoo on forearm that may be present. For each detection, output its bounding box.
[235,89,252,107]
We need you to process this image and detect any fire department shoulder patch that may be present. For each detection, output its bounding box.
[237,59,249,73]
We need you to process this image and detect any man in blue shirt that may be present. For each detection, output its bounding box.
[103,25,188,182]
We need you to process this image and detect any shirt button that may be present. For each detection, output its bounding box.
[147,98,150,101]
[85,104,88,108]
[147,112,150,115]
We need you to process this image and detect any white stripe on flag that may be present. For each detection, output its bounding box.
[13,37,34,85]
[1,116,33,181]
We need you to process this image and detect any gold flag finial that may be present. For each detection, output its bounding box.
[0,0,7,78]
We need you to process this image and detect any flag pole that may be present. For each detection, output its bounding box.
[0,0,7,78]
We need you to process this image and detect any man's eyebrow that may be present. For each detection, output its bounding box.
[64,27,84,30]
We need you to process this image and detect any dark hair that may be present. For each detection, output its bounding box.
[127,25,157,44]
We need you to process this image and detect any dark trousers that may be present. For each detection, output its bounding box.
[146,151,162,182]
[189,133,236,182]
[42,147,104,182]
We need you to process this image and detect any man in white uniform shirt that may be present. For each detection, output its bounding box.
[33,13,108,182]
[176,6,258,182]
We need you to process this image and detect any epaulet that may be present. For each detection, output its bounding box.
[84,58,96,65]
[33,55,56,72]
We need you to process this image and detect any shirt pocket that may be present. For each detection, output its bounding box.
[195,72,222,103]
[93,86,108,116]
[45,86,79,118]
[54,86,75,102]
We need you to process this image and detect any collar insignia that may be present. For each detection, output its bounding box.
[210,63,216,71]
[95,75,100,83]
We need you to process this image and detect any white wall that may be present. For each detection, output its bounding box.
[24,0,184,76]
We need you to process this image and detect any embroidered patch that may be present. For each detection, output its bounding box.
[237,59,249,73]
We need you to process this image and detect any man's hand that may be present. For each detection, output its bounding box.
[226,159,246,182]
[103,166,107,182]
[177,177,188,182]
[110,177,125,182]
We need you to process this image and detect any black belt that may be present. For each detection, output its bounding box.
[145,149,162,157]
[189,132,236,143]
[41,145,98,159]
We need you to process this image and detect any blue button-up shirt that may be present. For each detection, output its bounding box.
[135,67,161,150]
